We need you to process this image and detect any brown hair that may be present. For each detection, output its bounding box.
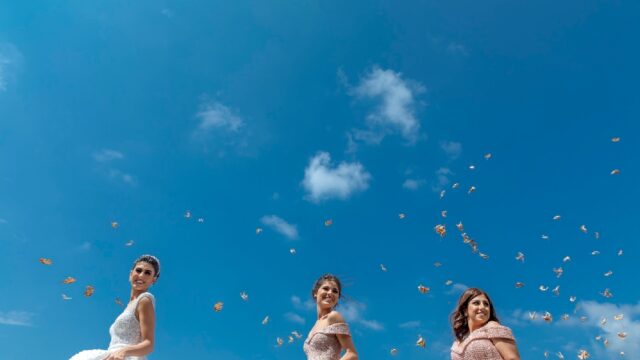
[311,274,342,300]
[132,254,161,279]
[450,288,500,341]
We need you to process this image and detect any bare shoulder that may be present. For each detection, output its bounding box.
[327,310,346,325]
[137,296,155,312]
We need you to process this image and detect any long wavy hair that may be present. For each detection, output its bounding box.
[450,288,500,341]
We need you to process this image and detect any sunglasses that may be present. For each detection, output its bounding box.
[133,267,154,277]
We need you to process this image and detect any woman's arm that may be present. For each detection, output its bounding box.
[105,297,156,360]
[337,333,358,360]
[327,311,358,360]
[492,338,520,360]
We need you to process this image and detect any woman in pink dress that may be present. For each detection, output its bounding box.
[303,274,358,360]
[69,255,160,360]
[450,288,520,360]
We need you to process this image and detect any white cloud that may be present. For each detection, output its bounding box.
[260,215,298,240]
[581,301,640,359]
[506,302,639,359]
[447,43,469,56]
[191,99,259,157]
[196,101,244,134]
[0,311,33,326]
[108,169,136,186]
[292,295,315,311]
[340,301,384,331]
[93,149,124,162]
[352,67,423,144]
[402,178,425,191]
[92,149,135,186]
[0,42,22,92]
[440,141,462,160]
[431,167,453,192]
[302,152,371,203]
[284,312,306,325]
[446,283,468,296]
[161,8,174,18]
[398,320,421,329]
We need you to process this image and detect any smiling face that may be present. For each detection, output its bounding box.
[129,261,157,292]
[314,280,340,310]
[466,294,491,327]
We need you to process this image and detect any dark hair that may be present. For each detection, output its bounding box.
[450,288,499,341]
[311,273,342,300]
[133,254,161,279]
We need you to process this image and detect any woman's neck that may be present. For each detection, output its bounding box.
[317,307,332,320]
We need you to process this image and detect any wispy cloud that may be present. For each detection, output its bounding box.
[93,149,124,162]
[161,8,174,18]
[292,295,315,311]
[446,282,468,296]
[302,152,371,203]
[440,141,462,160]
[350,67,424,145]
[506,302,639,359]
[191,98,258,157]
[340,301,384,331]
[108,169,136,185]
[402,178,425,191]
[284,312,306,325]
[260,215,298,240]
[581,301,640,358]
[78,241,91,251]
[195,100,244,134]
[0,311,33,326]
[398,320,421,329]
[92,149,135,186]
[431,167,453,192]
[447,42,469,56]
[0,42,22,92]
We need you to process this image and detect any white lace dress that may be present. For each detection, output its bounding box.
[69,292,155,360]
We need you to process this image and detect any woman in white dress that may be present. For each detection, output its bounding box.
[69,255,160,360]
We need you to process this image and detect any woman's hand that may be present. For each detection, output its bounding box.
[104,348,128,360]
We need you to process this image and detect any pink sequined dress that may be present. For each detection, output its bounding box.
[303,322,351,360]
[450,324,515,360]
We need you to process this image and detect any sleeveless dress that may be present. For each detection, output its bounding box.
[303,322,351,360]
[69,292,155,360]
[450,324,515,360]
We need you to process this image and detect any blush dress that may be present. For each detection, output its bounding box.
[303,322,351,360]
[69,292,155,360]
[450,324,515,360]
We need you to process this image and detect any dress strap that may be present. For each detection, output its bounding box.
[453,324,515,353]
[320,322,350,336]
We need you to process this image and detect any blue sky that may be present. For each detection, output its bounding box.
[1,1,638,359]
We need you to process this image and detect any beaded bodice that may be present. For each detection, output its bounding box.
[450,324,515,360]
[108,292,155,350]
[303,323,350,360]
